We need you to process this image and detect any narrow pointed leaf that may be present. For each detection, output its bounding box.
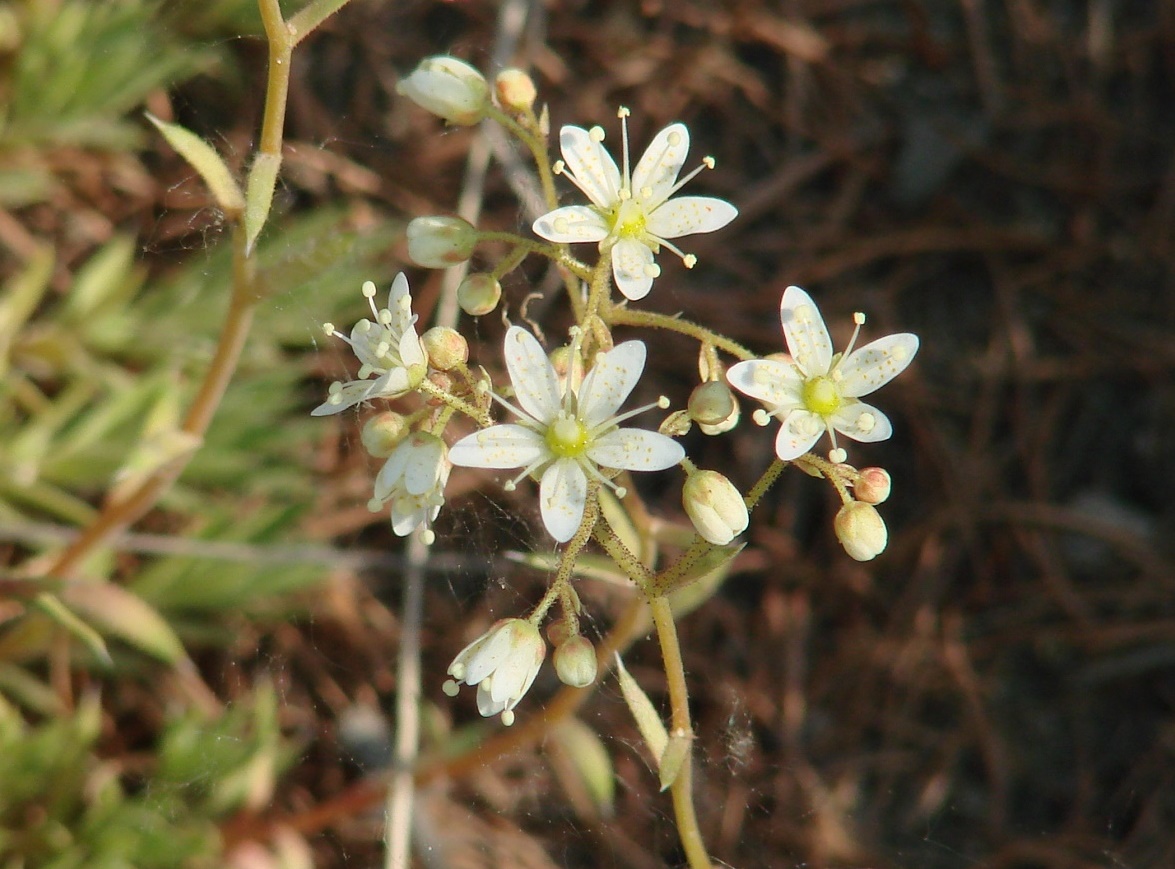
[60,582,186,665]
[614,653,668,766]
[244,152,282,253]
[146,112,244,215]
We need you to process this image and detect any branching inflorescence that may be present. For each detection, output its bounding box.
[316,56,920,869]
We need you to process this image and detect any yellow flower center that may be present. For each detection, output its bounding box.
[611,199,647,239]
[547,415,589,457]
[802,376,841,417]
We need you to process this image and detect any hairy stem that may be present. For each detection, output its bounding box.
[606,305,757,362]
[649,595,711,869]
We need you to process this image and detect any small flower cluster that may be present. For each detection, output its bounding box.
[315,57,921,724]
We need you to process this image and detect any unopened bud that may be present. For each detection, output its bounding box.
[553,635,598,688]
[361,412,409,458]
[834,502,888,561]
[406,216,478,268]
[396,56,489,126]
[494,68,537,113]
[854,467,892,504]
[683,470,749,545]
[688,380,737,426]
[421,326,468,371]
[698,402,740,435]
[457,273,501,316]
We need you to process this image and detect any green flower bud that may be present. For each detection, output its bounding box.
[456,273,502,316]
[688,380,737,426]
[407,216,478,269]
[553,635,598,688]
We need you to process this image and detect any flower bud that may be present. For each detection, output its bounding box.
[698,402,740,435]
[494,68,537,113]
[688,380,737,426]
[396,56,489,126]
[456,273,501,316]
[421,326,468,371]
[553,635,598,688]
[406,216,478,268]
[683,470,749,544]
[834,502,888,561]
[361,412,409,458]
[854,467,892,504]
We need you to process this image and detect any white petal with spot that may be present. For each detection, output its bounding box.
[837,334,919,398]
[726,358,803,409]
[647,196,738,239]
[610,238,656,301]
[533,205,609,243]
[560,126,621,208]
[503,326,560,424]
[588,429,684,471]
[449,425,546,469]
[540,458,588,542]
[829,401,893,443]
[780,286,833,377]
[577,341,645,429]
[631,122,688,204]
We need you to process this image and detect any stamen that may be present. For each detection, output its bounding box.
[618,107,632,195]
[829,447,847,464]
[501,710,516,726]
[442,679,461,696]
[322,322,336,336]
[553,160,565,175]
[486,388,541,427]
[361,281,378,298]
[662,160,714,202]
[579,458,627,498]
[595,396,671,432]
[504,457,546,492]
[752,408,771,426]
[840,313,866,360]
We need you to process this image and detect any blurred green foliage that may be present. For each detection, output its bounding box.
[0,0,405,865]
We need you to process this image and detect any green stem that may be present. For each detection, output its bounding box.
[416,378,491,427]
[529,483,600,624]
[649,596,712,869]
[288,0,355,45]
[256,0,292,158]
[606,305,757,362]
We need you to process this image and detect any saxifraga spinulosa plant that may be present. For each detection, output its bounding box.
[316,57,920,868]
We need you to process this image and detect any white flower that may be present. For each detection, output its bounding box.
[442,618,547,725]
[395,56,489,126]
[448,327,685,543]
[312,274,428,416]
[726,286,919,463]
[370,431,449,544]
[532,108,737,301]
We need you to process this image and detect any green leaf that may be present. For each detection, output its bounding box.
[59,582,186,665]
[145,113,244,215]
[614,652,668,766]
[244,152,282,254]
[548,718,615,819]
[32,592,113,668]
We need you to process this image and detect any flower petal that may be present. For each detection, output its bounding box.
[837,333,919,398]
[533,205,609,244]
[828,401,894,444]
[588,428,685,471]
[475,683,508,717]
[397,327,426,369]
[387,272,410,308]
[449,424,545,469]
[390,498,430,536]
[773,411,824,460]
[780,286,833,378]
[539,458,588,542]
[726,358,803,409]
[646,196,738,239]
[577,340,646,429]
[503,326,561,423]
[403,440,444,495]
[464,628,515,685]
[310,380,378,416]
[611,238,655,301]
[374,447,410,499]
[560,125,621,208]
[631,123,689,204]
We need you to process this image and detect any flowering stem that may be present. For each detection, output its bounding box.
[529,482,600,624]
[288,0,355,45]
[746,457,788,511]
[649,595,712,869]
[416,379,491,427]
[606,305,757,362]
[582,256,613,333]
[592,524,655,595]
